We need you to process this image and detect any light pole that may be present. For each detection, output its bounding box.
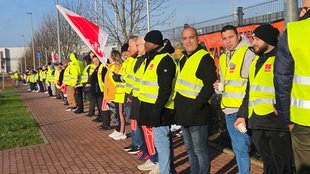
[56,0,61,62]
[26,12,35,70]
[20,34,26,71]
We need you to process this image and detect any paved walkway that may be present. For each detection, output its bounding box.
[1,89,263,174]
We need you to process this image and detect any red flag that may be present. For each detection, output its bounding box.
[51,51,58,63]
[56,5,108,64]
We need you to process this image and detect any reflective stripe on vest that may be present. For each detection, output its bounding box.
[288,18,310,126]
[124,57,136,94]
[132,59,146,97]
[219,46,249,108]
[175,49,211,99]
[248,55,275,117]
[138,53,175,109]
[115,58,132,103]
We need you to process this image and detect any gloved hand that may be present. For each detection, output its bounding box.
[112,72,125,82]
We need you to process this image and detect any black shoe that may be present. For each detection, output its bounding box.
[85,114,94,117]
[92,116,102,122]
[123,144,135,151]
[127,146,141,154]
[74,110,84,114]
[98,125,112,130]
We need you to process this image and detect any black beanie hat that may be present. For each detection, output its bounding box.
[144,30,163,46]
[252,24,280,46]
[121,43,129,52]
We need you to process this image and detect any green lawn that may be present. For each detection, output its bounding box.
[0,93,44,151]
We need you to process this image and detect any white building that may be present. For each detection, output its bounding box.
[0,47,26,73]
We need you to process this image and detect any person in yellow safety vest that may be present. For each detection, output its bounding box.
[41,66,47,92]
[174,27,217,174]
[88,55,107,123]
[37,67,44,92]
[13,71,20,88]
[46,62,56,96]
[81,54,96,117]
[98,50,123,133]
[64,53,83,112]
[118,36,147,146]
[274,1,310,172]
[136,30,177,173]
[118,37,145,154]
[235,24,294,174]
[213,25,255,174]
[53,63,62,99]
[28,70,38,92]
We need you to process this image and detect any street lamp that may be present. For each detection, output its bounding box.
[26,12,35,70]
[20,34,26,71]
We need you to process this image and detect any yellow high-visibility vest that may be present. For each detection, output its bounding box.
[138,53,175,109]
[248,55,275,117]
[175,49,212,99]
[287,18,310,126]
[124,57,136,94]
[220,46,249,109]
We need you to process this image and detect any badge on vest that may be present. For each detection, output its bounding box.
[230,62,235,73]
[149,64,154,70]
[265,64,272,72]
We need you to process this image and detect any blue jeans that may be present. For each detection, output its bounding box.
[154,126,176,174]
[124,105,131,124]
[182,125,210,174]
[132,124,143,146]
[225,112,251,174]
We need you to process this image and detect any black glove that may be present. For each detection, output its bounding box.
[112,72,124,82]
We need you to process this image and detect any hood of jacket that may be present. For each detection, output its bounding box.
[69,53,77,62]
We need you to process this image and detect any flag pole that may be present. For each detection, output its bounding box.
[56,0,61,62]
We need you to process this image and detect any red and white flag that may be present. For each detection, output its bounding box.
[56,5,108,64]
[51,51,58,63]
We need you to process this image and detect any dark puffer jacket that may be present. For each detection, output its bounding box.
[138,39,176,127]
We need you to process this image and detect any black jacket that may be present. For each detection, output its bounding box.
[238,48,288,131]
[174,45,217,126]
[138,39,176,127]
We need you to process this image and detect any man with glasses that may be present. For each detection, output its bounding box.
[274,0,310,173]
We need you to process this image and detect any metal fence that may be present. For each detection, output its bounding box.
[162,0,302,41]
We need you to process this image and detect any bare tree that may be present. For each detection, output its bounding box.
[88,0,172,45]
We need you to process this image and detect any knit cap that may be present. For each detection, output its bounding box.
[144,30,163,46]
[252,24,279,46]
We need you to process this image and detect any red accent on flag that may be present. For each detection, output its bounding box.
[265,64,272,72]
[56,5,108,65]
[51,52,58,63]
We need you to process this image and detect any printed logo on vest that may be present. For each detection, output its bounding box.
[230,62,235,73]
[265,64,272,72]
[149,64,154,70]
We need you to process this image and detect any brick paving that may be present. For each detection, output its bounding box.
[0,89,263,174]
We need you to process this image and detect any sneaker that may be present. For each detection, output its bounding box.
[137,159,157,171]
[127,146,141,154]
[136,150,144,157]
[123,144,135,151]
[113,133,127,140]
[66,107,73,111]
[148,163,159,174]
[108,130,119,138]
[138,153,150,161]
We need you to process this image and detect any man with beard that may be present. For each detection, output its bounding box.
[235,24,294,174]
[274,0,310,173]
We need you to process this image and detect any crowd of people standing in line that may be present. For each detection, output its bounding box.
[18,1,310,173]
